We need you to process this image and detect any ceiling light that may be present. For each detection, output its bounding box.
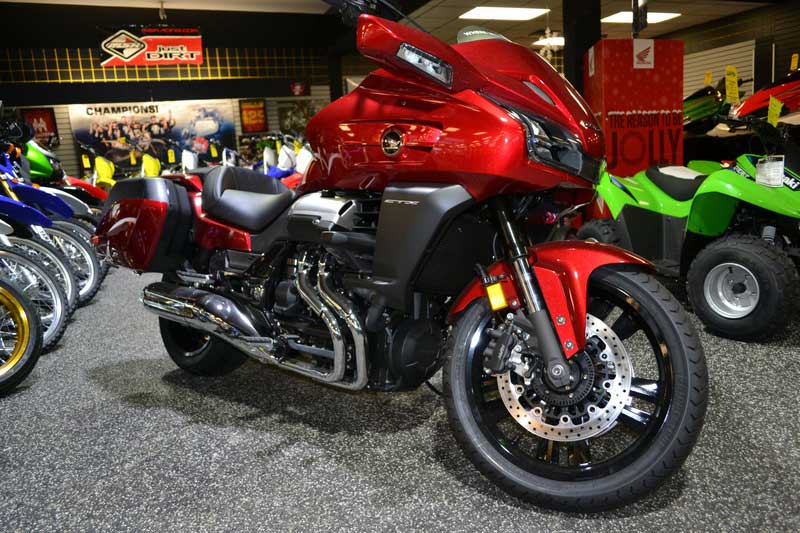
[533,36,564,47]
[459,7,550,21]
[601,11,681,23]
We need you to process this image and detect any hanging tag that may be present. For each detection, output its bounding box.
[791,53,799,71]
[768,96,783,127]
[756,155,784,187]
[210,144,218,158]
[725,65,739,104]
[167,149,176,163]
[704,71,712,86]
[130,151,137,165]
[81,154,91,169]
[119,137,126,144]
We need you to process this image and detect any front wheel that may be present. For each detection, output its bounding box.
[444,267,708,512]
[0,280,43,395]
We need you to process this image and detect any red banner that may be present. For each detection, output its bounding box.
[239,99,268,134]
[21,108,58,144]
[101,26,203,67]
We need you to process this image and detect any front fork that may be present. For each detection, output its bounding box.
[493,200,572,389]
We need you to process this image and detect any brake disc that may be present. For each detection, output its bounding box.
[497,313,634,442]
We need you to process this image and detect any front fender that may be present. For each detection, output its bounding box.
[11,182,74,219]
[0,195,53,227]
[448,240,652,356]
[40,187,91,216]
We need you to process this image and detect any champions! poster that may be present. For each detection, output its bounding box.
[68,99,235,169]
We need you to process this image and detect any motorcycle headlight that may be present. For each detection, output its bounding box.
[396,43,453,88]
[488,96,603,183]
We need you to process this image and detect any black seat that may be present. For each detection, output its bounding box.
[645,166,708,201]
[202,166,294,232]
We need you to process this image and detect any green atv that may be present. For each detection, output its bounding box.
[579,118,800,340]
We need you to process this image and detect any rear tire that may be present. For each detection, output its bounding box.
[687,234,798,340]
[159,318,248,376]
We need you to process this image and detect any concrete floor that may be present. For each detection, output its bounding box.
[1,269,798,532]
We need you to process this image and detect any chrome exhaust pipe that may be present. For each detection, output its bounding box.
[318,256,369,390]
[142,282,277,358]
[141,263,362,388]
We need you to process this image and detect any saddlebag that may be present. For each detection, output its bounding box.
[95,178,193,272]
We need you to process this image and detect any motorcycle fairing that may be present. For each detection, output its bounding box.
[448,240,652,356]
[10,181,74,219]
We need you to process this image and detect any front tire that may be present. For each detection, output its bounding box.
[687,234,799,340]
[0,280,43,395]
[159,318,248,376]
[444,267,708,512]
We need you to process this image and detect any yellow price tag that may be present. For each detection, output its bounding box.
[118,137,126,144]
[704,71,712,86]
[167,149,176,163]
[485,283,508,312]
[725,65,739,104]
[210,144,218,158]
[130,151,137,165]
[792,53,799,71]
[81,154,91,169]
[768,96,783,127]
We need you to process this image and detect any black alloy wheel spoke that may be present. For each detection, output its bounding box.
[481,398,511,426]
[537,439,560,464]
[629,377,660,403]
[568,440,592,465]
[619,405,652,432]
[587,298,615,321]
[611,310,640,341]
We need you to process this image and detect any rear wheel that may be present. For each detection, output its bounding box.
[0,279,43,395]
[444,267,708,512]
[159,318,248,376]
[687,234,798,340]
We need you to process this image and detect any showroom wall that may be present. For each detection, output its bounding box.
[659,1,800,89]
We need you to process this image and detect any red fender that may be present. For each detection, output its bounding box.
[64,176,108,201]
[447,241,652,357]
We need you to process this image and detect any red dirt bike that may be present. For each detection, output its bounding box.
[94,2,707,512]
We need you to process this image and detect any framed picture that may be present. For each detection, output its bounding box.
[239,99,268,134]
[21,108,59,145]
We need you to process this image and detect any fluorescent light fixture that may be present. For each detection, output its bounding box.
[601,11,681,23]
[533,36,564,46]
[459,7,549,21]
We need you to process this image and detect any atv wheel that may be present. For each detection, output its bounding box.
[576,218,624,246]
[687,234,799,340]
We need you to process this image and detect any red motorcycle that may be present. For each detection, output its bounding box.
[94,2,707,511]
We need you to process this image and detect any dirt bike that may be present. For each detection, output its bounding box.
[94,1,708,512]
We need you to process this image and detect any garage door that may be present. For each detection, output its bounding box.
[683,40,755,99]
